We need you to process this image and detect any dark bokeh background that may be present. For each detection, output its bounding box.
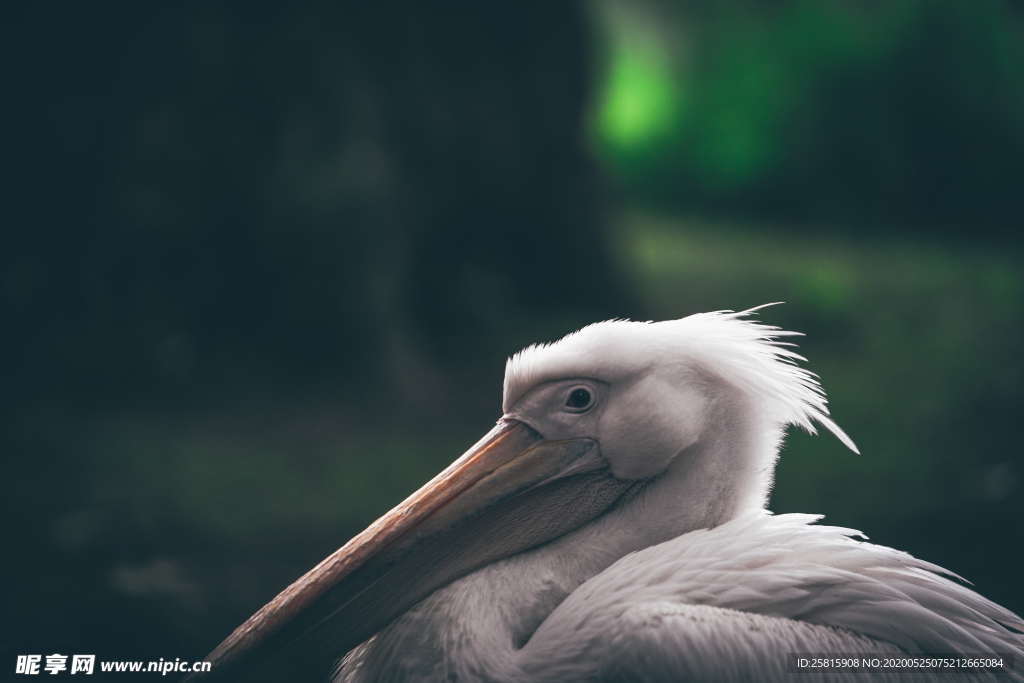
[6,0,1023,673]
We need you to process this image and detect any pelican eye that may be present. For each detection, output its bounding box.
[565,387,593,411]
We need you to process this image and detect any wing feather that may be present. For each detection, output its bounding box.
[521,513,1024,682]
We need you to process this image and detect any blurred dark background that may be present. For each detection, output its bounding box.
[5,0,1022,672]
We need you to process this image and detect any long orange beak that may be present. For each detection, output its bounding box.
[194,419,632,681]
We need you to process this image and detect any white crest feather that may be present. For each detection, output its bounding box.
[502,305,858,453]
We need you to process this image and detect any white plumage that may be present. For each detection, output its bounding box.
[250,307,1024,682]
[522,512,1023,681]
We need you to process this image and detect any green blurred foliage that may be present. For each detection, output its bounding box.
[596,0,1024,232]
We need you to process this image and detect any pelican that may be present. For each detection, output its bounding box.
[197,307,1024,681]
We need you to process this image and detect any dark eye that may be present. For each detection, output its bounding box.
[565,387,592,411]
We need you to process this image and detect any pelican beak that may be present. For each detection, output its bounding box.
[195,419,636,681]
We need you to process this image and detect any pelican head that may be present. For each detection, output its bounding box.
[503,307,857,482]
[198,306,856,680]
